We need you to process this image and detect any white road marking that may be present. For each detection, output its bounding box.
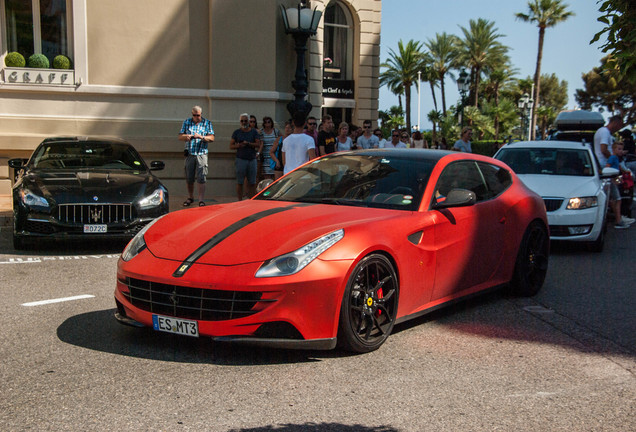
[21,294,95,307]
[0,255,119,264]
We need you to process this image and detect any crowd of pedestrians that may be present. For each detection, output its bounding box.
[177,105,635,232]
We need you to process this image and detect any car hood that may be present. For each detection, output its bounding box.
[145,200,404,265]
[517,174,600,199]
[20,170,160,203]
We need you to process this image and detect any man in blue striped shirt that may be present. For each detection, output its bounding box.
[179,106,215,206]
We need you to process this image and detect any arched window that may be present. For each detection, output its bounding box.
[323,1,352,80]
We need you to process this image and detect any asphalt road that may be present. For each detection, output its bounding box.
[0,224,634,431]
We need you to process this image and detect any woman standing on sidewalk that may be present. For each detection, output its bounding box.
[260,116,279,181]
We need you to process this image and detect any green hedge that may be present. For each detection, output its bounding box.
[4,52,25,67]
[27,53,50,69]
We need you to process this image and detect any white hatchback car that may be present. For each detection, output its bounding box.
[495,140,615,252]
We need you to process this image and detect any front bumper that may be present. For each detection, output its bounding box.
[547,206,604,241]
[114,248,352,349]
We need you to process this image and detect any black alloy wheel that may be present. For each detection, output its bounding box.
[510,220,549,297]
[338,254,399,353]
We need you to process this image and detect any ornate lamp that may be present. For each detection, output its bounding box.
[280,1,323,118]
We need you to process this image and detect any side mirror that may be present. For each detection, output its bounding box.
[256,179,274,193]
[8,158,25,169]
[150,161,165,171]
[600,167,619,179]
[432,188,476,209]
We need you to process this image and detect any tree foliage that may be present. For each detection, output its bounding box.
[591,0,636,84]
[575,56,636,124]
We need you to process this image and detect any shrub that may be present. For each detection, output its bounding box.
[53,55,71,69]
[27,53,50,69]
[5,52,26,67]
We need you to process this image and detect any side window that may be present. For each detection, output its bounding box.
[434,161,489,204]
[478,162,512,199]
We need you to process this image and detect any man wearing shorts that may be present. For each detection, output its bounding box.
[230,113,262,200]
[179,105,215,207]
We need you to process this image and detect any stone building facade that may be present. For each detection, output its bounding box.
[0,0,381,195]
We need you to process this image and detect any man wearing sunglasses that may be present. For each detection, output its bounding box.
[178,105,215,207]
[230,113,262,201]
[356,120,379,149]
[384,130,407,149]
[304,116,319,155]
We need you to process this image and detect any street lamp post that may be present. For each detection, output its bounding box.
[456,68,470,127]
[280,1,323,119]
[517,92,533,140]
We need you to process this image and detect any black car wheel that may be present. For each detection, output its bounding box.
[510,221,549,297]
[338,254,399,353]
[587,213,607,253]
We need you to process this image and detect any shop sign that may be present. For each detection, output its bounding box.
[2,67,75,86]
[322,80,354,99]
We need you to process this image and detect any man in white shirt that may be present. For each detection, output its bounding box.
[593,115,623,167]
[383,130,407,149]
[283,112,317,175]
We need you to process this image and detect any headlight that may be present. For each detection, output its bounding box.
[19,190,49,208]
[138,188,165,210]
[255,229,344,278]
[121,215,164,261]
[567,196,598,210]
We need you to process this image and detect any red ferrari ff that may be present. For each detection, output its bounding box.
[115,149,548,352]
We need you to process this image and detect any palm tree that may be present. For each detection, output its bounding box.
[380,39,424,131]
[456,19,509,107]
[482,65,516,139]
[516,0,574,139]
[427,109,443,144]
[425,32,459,114]
[419,58,440,112]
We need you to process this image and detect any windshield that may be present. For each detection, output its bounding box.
[497,147,594,176]
[30,141,147,170]
[254,153,435,211]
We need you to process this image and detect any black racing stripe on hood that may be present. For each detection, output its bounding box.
[172,203,311,278]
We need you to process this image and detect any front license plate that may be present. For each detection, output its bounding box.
[152,315,199,337]
[84,224,107,233]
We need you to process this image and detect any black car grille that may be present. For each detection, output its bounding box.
[57,203,134,224]
[543,198,564,212]
[25,220,56,234]
[122,277,271,321]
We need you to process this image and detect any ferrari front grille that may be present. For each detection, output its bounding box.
[543,198,564,212]
[57,203,134,224]
[123,278,271,321]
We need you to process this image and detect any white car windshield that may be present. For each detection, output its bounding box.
[497,148,594,177]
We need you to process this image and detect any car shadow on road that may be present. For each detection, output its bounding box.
[9,238,128,256]
[56,309,347,365]
[227,424,398,432]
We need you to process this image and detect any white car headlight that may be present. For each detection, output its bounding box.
[121,215,164,261]
[255,229,344,278]
[138,188,165,210]
[567,196,598,210]
[19,190,49,208]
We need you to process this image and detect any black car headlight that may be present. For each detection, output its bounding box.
[255,229,344,277]
[121,215,164,261]
[567,196,597,210]
[19,189,49,208]
[138,188,165,210]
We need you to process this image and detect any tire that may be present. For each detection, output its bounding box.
[13,234,25,250]
[587,216,606,253]
[509,221,549,297]
[337,254,399,353]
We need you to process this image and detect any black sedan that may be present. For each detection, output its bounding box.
[9,137,169,249]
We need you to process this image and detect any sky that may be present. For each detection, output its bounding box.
[378,0,607,130]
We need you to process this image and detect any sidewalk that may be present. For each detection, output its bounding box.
[0,194,237,229]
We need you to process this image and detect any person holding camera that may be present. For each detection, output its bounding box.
[178,106,215,207]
